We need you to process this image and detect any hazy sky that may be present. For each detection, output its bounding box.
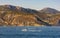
[0,0,60,11]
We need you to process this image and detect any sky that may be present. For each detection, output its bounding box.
[0,0,60,11]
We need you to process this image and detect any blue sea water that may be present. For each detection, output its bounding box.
[0,26,60,38]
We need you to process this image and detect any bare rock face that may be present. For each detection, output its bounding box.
[38,7,60,26]
[1,5,60,26]
[0,5,50,26]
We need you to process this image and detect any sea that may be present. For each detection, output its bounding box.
[0,26,60,38]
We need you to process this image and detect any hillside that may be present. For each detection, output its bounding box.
[39,7,60,26]
[0,5,60,26]
[0,5,52,26]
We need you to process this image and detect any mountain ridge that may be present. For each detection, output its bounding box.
[40,7,60,14]
[0,5,60,26]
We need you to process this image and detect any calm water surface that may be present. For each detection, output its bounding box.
[0,26,60,38]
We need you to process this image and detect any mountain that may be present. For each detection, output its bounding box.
[40,7,60,14]
[0,5,52,26]
[0,5,60,26]
[39,7,60,26]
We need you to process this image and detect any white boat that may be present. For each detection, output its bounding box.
[21,29,28,32]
